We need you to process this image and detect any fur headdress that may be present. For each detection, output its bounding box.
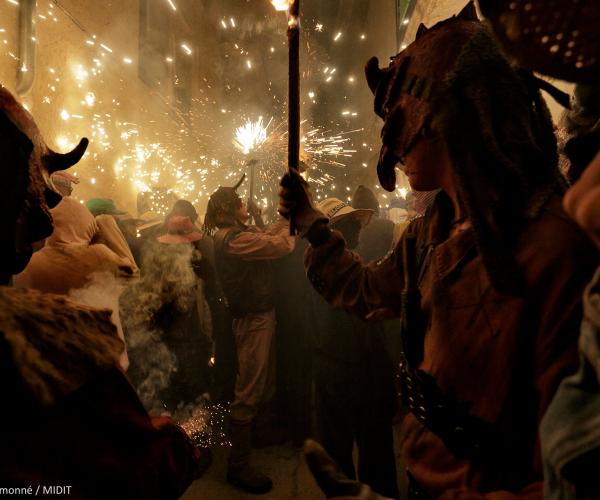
[204,173,246,233]
[365,3,565,293]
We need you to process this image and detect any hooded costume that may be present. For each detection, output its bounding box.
[0,85,202,497]
[299,8,599,498]
[13,197,137,294]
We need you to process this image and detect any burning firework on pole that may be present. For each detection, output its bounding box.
[270,0,300,234]
[233,116,270,155]
[233,117,271,201]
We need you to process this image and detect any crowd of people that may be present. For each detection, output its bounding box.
[1,0,600,498]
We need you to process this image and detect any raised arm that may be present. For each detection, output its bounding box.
[279,169,405,320]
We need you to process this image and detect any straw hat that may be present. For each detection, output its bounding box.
[316,198,373,227]
[157,215,202,244]
[479,0,600,84]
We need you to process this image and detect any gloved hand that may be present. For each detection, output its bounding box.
[246,198,262,218]
[303,439,394,499]
[279,169,328,237]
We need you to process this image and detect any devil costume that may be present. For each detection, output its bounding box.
[294,10,599,499]
[0,86,201,497]
[205,178,295,494]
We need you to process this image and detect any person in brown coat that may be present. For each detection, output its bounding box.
[279,6,598,499]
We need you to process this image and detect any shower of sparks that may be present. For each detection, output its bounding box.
[0,1,386,219]
[302,127,360,167]
[175,401,231,448]
[233,117,272,155]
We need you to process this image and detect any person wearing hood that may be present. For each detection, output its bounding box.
[14,198,137,294]
[0,85,204,498]
[279,5,598,498]
[87,197,144,266]
[13,197,138,370]
[205,175,295,495]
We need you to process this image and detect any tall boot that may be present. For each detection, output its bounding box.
[226,420,273,494]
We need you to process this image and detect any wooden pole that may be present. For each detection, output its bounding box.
[288,0,300,234]
[248,160,256,201]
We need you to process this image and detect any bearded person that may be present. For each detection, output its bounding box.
[0,85,204,498]
[279,5,599,499]
[205,178,295,494]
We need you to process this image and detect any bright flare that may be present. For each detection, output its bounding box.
[270,0,291,11]
[233,117,270,155]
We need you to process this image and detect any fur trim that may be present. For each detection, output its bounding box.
[0,287,124,406]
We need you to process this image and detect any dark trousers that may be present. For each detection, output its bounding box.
[315,361,399,499]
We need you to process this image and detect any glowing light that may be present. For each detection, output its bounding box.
[230,18,236,28]
[123,57,133,64]
[99,43,113,53]
[401,44,408,50]
[360,34,366,40]
[7,0,19,6]
[399,187,408,198]
[233,117,271,155]
[403,18,409,25]
[165,56,173,63]
[221,19,227,29]
[60,109,70,121]
[326,76,332,82]
[85,92,95,106]
[91,177,96,185]
[166,0,177,11]
[348,76,355,83]
[181,43,192,55]
[56,136,72,149]
[270,47,275,53]
[270,0,291,11]
[308,91,315,98]
[334,32,342,41]
[73,64,89,81]
[315,23,324,32]
[86,39,95,45]
[246,59,252,69]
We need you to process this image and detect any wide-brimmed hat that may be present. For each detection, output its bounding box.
[316,198,373,227]
[86,198,127,216]
[478,0,600,84]
[157,215,202,244]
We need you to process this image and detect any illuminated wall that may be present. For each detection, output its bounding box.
[0,0,220,216]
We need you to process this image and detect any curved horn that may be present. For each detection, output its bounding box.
[416,23,429,39]
[365,57,384,95]
[233,172,246,190]
[44,137,89,173]
[457,1,478,21]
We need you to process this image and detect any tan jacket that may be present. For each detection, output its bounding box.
[304,193,598,498]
